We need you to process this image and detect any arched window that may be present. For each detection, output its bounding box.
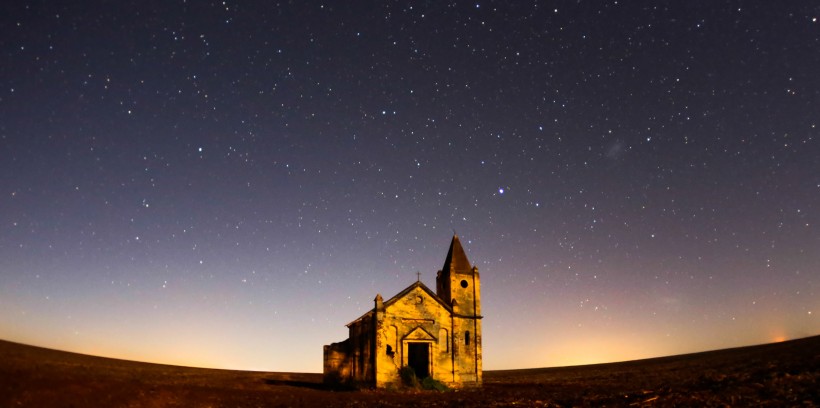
[465,331,471,346]
[386,344,394,357]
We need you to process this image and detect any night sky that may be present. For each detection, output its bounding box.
[1,1,818,372]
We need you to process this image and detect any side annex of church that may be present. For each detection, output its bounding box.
[323,234,483,388]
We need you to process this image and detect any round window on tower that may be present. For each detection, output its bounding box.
[460,280,468,288]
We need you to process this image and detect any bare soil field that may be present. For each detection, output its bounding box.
[1,336,818,407]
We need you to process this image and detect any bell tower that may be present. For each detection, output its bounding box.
[436,234,481,317]
[436,234,482,384]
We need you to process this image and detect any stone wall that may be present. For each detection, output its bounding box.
[322,339,350,384]
[374,285,479,388]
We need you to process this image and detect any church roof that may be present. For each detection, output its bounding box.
[345,280,452,327]
[383,280,452,311]
[344,234,473,328]
[441,234,472,274]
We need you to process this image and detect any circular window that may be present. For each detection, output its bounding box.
[460,280,468,288]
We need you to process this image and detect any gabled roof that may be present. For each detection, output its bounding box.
[345,280,452,328]
[383,280,452,311]
[441,234,472,274]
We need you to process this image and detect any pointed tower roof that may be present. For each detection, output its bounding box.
[442,234,472,274]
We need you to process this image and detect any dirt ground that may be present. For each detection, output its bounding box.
[1,336,818,407]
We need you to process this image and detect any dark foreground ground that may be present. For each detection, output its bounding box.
[1,336,818,407]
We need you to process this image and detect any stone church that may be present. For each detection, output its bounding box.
[323,234,483,388]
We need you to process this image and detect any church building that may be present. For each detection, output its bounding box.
[323,234,483,388]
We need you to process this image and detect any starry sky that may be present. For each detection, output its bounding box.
[1,1,818,372]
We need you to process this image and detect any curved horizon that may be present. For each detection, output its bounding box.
[1,2,818,373]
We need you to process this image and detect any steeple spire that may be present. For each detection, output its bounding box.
[437,234,479,306]
[442,234,472,275]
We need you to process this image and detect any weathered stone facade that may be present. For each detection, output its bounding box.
[323,235,483,388]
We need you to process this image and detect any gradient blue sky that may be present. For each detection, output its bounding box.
[1,1,818,372]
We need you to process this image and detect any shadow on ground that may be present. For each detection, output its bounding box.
[263,378,356,392]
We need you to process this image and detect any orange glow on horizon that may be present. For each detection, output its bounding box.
[536,334,670,368]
